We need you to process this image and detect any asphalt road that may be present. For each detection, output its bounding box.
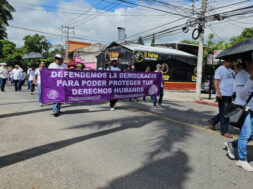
[0,85,253,189]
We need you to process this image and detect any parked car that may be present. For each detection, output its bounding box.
[201,80,216,94]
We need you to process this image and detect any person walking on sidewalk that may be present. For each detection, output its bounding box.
[33,62,46,107]
[106,60,121,111]
[224,53,253,171]
[20,71,27,90]
[208,59,235,138]
[152,64,164,108]
[48,54,66,117]
[0,63,9,92]
[27,66,36,94]
[11,65,23,91]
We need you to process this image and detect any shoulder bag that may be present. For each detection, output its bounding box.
[224,92,253,129]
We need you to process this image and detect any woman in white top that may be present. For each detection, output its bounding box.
[0,63,9,92]
[225,53,253,171]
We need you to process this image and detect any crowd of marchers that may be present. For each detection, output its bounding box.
[2,50,253,172]
[208,52,253,172]
[0,54,164,116]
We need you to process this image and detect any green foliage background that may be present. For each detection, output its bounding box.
[0,34,64,71]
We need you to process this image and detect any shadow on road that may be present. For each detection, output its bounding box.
[0,100,38,106]
[0,111,192,189]
[124,100,241,136]
[99,151,190,189]
[65,110,193,189]
[0,101,108,119]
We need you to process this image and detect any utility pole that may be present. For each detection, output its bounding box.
[61,25,74,61]
[195,0,207,100]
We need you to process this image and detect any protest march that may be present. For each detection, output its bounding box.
[2,1,253,188]
[41,69,162,104]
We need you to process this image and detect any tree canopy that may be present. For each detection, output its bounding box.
[137,36,144,45]
[0,0,15,39]
[23,34,51,54]
[151,34,155,46]
[0,39,23,67]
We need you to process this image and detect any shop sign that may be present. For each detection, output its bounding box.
[135,51,159,62]
[104,51,119,61]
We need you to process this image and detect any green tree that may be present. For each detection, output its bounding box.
[230,27,253,45]
[0,0,15,39]
[23,34,51,54]
[151,34,155,46]
[0,39,23,66]
[180,40,199,45]
[40,44,65,65]
[207,33,214,48]
[137,36,144,45]
[50,44,64,57]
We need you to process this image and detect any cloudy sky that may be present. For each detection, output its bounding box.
[6,0,253,47]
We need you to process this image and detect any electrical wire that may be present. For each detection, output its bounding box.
[8,25,107,43]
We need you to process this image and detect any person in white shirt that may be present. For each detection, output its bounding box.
[151,64,164,108]
[33,62,46,106]
[11,65,23,91]
[208,59,235,138]
[106,60,121,111]
[0,63,9,92]
[27,66,36,94]
[48,54,66,117]
[224,53,253,172]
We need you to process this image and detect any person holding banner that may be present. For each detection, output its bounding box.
[106,60,121,111]
[48,54,67,117]
[33,62,46,107]
[152,64,164,108]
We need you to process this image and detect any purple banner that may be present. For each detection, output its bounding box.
[41,69,162,104]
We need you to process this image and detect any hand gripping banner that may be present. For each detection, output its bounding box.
[41,69,162,104]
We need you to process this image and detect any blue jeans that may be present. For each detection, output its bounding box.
[152,87,164,107]
[232,112,253,161]
[211,96,232,134]
[53,103,61,113]
[14,80,21,91]
[29,80,35,92]
[37,84,41,102]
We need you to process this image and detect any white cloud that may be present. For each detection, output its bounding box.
[6,0,253,48]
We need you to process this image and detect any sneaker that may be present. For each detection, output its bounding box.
[31,92,34,95]
[236,160,253,171]
[40,103,43,107]
[157,105,162,108]
[110,107,115,111]
[225,142,235,160]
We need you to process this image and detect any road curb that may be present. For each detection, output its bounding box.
[196,100,218,107]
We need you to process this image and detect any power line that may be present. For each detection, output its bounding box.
[116,0,195,18]
[8,25,106,43]
[135,4,253,41]
[71,1,121,27]
[61,0,105,27]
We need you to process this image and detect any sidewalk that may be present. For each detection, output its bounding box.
[164,90,218,106]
